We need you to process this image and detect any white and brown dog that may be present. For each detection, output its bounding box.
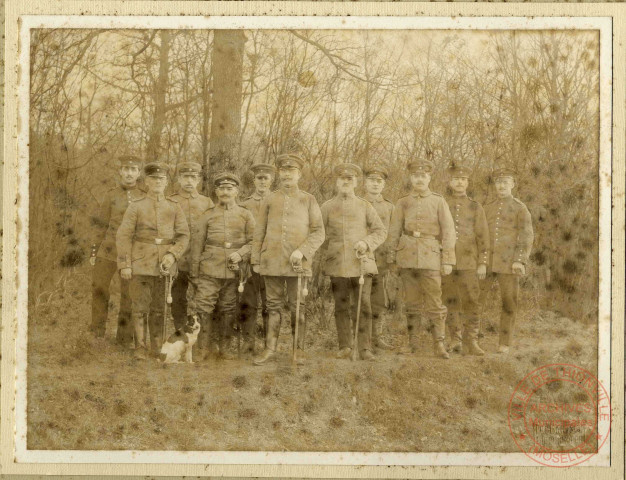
[159,316,201,363]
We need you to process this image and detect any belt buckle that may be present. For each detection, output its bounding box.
[413,231,421,238]
[155,238,163,245]
[224,242,232,248]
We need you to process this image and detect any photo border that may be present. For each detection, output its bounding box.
[2,2,624,478]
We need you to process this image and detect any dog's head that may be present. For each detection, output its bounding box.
[184,315,201,335]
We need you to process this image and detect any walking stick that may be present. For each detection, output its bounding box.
[301,276,309,351]
[163,273,174,342]
[292,268,303,365]
[236,263,248,358]
[351,256,366,362]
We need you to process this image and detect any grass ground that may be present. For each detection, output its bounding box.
[27,266,597,452]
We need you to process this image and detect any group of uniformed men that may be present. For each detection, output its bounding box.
[90,153,534,364]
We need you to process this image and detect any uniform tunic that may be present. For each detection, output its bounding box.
[240,191,268,222]
[189,203,255,279]
[363,193,394,270]
[251,187,325,277]
[445,194,489,270]
[167,190,214,271]
[387,190,456,270]
[320,194,387,277]
[116,193,190,276]
[91,184,145,262]
[484,196,534,274]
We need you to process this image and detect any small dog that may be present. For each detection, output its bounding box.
[159,316,201,363]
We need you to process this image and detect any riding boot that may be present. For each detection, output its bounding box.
[116,310,133,347]
[253,310,280,365]
[446,312,463,353]
[464,316,485,356]
[219,311,236,360]
[401,314,421,353]
[132,312,148,359]
[195,313,211,361]
[372,313,392,351]
[148,313,164,357]
[431,314,450,359]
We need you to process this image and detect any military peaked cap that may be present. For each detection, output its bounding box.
[250,163,277,176]
[364,164,389,179]
[333,162,363,178]
[493,167,516,179]
[276,153,304,169]
[408,160,434,174]
[118,155,142,169]
[214,172,240,187]
[176,162,202,175]
[447,164,472,178]
[144,162,170,177]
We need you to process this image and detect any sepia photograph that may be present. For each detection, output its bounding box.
[1,4,621,477]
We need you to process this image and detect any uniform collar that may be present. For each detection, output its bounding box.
[451,193,467,199]
[251,191,268,201]
[364,193,383,203]
[280,185,300,196]
[217,201,237,210]
[178,189,199,199]
[411,189,432,198]
[120,182,138,191]
[146,192,166,201]
[337,192,356,200]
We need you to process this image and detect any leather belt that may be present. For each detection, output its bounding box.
[205,240,245,249]
[403,229,436,240]
[135,237,174,245]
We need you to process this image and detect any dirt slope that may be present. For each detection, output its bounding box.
[27,268,597,452]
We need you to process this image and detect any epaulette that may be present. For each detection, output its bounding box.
[513,197,526,206]
[467,196,478,204]
[166,196,179,203]
[321,198,333,208]
[131,196,146,203]
[382,197,394,205]
[431,192,443,198]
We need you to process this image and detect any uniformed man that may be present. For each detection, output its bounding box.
[482,168,534,354]
[363,165,395,352]
[89,155,144,344]
[188,172,255,361]
[116,162,190,359]
[321,163,387,361]
[251,153,325,366]
[167,162,214,331]
[387,160,456,359]
[441,164,489,356]
[239,163,276,353]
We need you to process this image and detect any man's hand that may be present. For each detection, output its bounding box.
[89,257,96,266]
[476,264,487,280]
[120,268,132,281]
[441,264,453,276]
[512,262,525,276]
[160,253,176,273]
[252,264,260,274]
[228,252,242,265]
[354,240,368,257]
[289,249,304,266]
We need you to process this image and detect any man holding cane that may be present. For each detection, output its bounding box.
[387,160,456,359]
[321,163,387,361]
[188,172,255,361]
[116,162,190,360]
[251,153,325,366]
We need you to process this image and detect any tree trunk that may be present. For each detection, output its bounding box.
[207,30,246,191]
[146,30,171,163]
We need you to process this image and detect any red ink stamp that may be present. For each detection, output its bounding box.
[508,364,611,467]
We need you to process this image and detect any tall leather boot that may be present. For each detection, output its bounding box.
[464,316,485,356]
[446,312,463,353]
[431,314,450,359]
[372,313,392,351]
[116,310,133,347]
[219,311,237,360]
[253,310,280,366]
[401,314,421,354]
[132,312,148,360]
[196,313,212,361]
[149,313,164,357]
[241,308,257,357]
